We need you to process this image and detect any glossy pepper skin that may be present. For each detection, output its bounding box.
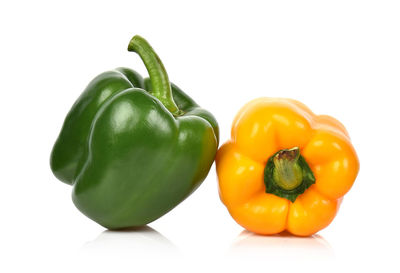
[216,98,359,236]
[50,35,218,229]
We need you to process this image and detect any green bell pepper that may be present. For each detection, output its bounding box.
[50,35,219,229]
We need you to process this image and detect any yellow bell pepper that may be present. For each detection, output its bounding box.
[216,98,359,236]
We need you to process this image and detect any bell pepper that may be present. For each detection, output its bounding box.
[216,98,359,236]
[50,35,219,229]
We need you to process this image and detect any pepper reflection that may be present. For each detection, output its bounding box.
[80,226,179,257]
[228,230,334,259]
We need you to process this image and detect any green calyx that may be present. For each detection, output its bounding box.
[128,35,181,116]
[264,147,315,202]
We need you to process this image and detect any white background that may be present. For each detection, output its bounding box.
[1,0,399,272]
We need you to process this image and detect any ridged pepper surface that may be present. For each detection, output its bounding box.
[50,35,219,229]
[216,98,358,236]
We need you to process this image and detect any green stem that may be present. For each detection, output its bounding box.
[264,147,315,202]
[128,35,180,115]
